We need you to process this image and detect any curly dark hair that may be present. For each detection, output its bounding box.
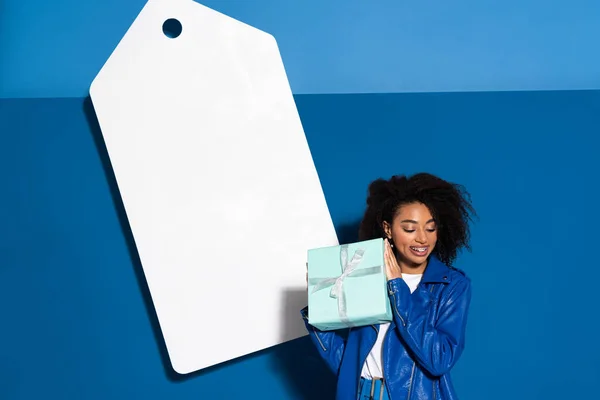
[358,172,476,266]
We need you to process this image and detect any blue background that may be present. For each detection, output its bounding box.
[2,0,600,399]
[2,0,600,98]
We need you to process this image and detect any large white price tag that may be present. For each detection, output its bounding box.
[89,0,338,374]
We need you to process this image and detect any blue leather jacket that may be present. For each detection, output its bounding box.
[301,255,472,400]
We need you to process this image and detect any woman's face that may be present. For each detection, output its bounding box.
[383,202,438,269]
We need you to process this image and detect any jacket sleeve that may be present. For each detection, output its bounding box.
[387,276,472,377]
[300,306,347,375]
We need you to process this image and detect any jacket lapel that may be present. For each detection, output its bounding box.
[421,255,452,284]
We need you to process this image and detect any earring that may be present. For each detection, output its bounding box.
[387,237,394,248]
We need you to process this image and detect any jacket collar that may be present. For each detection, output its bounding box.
[421,255,451,284]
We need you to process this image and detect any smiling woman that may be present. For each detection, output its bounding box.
[382,202,438,277]
[360,173,475,269]
[302,172,477,400]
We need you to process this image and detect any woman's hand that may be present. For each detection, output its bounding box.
[384,239,403,280]
[306,262,308,293]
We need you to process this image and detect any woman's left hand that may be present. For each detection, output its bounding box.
[384,239,403,280]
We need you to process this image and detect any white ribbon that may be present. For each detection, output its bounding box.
[309,244,382,326]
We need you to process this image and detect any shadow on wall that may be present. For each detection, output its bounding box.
[277,219,362,348]
[82,96,181,381]
[275,287,336,399]
[82,96,357,395]
[336,219,362,244]
[271,219,362,399]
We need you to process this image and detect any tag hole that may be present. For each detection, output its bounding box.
[162,18,182,39]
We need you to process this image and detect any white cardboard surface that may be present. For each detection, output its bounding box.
[89,0,338,374]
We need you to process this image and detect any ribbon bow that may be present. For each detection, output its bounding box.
[309,244,382,326]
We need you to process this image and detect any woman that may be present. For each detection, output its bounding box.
[301,172,476,400]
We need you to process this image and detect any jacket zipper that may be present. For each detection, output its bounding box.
[406,362,416,399]
[390,292,406,327]
[430,284,436,400]
[303,310,327,352]
[408,283,436,399]
[312,327,327,352]
[367,283,437,400]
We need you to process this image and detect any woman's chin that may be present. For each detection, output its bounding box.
[402,254,430,270]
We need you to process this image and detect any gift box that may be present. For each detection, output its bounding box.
[307,238,392,331]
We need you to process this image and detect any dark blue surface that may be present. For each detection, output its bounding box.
[1,90,599,399]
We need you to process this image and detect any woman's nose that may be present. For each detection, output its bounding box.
[415,230,427,243]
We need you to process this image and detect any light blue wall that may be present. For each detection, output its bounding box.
[2,90,599,399]
[2,0,600,98]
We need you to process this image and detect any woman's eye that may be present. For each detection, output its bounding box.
[403,228,436,233]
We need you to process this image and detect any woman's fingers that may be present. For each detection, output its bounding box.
[384,238,401,279]
[384,239,393,279]
[305,262,308,292]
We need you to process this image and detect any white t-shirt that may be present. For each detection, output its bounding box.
[360,273,423,379]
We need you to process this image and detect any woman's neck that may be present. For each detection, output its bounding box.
[397,255,428,275]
